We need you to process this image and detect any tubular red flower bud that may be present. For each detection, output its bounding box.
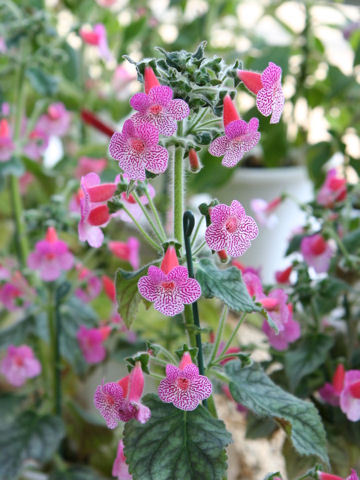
[102,275,116,302]
[318,473,344,480]
[45,226,58,243]
[88,205,110,226]
[275,265,292,284]
[144,66,160,94]
[217,250,228,263]
[117,375,130,398]
[87,183,117,203]
[332,364,345,394]
[237,70,263,94]
[0,118,10,137]
[179,352,193,370]
[81,109,115,137]
[188,148,201,172]
[128,362,145,402]
[160,246,179,274]
[223,95,240,127]
[260,297,279,311]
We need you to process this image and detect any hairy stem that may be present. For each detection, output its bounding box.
[132,191,164,243]
[121,204,161,252]
[144,188,167,241]
[209,305,228,366]
[173,145,184,245]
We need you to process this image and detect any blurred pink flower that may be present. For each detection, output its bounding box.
[262,302,300,351]
[75,265,102,302]
[0,345,41,387]
[78,172,117,248]
[318,470,359,480]
[80,23,113,62]
[205,200,258,257]
[37,102,71,137]
[0,119,15,162]
[112,65,136,101]
[275,265,292,284]
[75,156,107,178]
[113,175,156,223]
[69,188,83,214]
[77,324,110,364]
[27,227,74,282]
[300,234,334,273]
[340,370,360,422]
[243,271,264,299]
[238,62,285,124]
[109,119,168,181]
[0,278,31,311]
[24,127,49,161]
[19,172,35,194]
[250,197,281,228]
[112,441,132,480]
[130,85,190,137]
[109,237,140,269]
[158,352,212,411]
[317,168,347,208]
[96,0,117,6]
[138,247,201,316]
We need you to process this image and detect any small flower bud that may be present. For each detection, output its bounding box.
[222,95,240,127]
[144,66,160,94]
[188,148,201,172]
[237,70,263,94]
[217,250,228,263]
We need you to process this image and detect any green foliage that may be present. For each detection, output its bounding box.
[0,412,65,480]
[26,67,59,96]
[124,394,232,480]
[50,466,105,480]
[196,258,260,313]
[0,314,37,350]
[226,361,329,464]
[245,412,277,439]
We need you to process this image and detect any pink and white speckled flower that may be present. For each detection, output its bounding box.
[0,119,15,162]
[250,197,281,229]
[109,237,140,270]
[77,324,110,364]
[130,85,190,137]
[27,227,74,282]
[158,352,212,411]
[80,23,113,62]
[340,370,360,422]
[75,265,102,303]
[300,234,334,274]
[209,95,260,168]
[112,441,132,480]
[238,62,285,124]
[138,247,201,317]
[94,381,127,429]
[0,345,41,387]
[37,102,71,137]
[205,200,258,257]
[109,119,169,181]
[317,168,347,208]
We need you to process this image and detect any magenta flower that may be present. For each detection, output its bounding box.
[138,247,201,317]
[243,271,264,299]
[262,303,301,351]
[112,441,132,480]
[75,156,107,178]
[37,102,71,137]
[0,345,41,387]
[75,266,102,303]
[130,85,190,137]
[23,127,49,161]
[27,227,74,282]
[318,470,359,480]
[80,23,113,62]
[109,237,140,270]
[340,370,360,422]
[260,289,291,332]
[250,197,281,229]
[317,168,347,208]
[113,175,156,223]
[77,324,110,364]
[94,363,151,429]
[158,352,212,411]
[319,364,345,406]
[113,64,136,101]
[300,234,334,274]
[238,62,285,124]
[109,119,169,181]
[0,119,15,162]
[78,172,117,248]
[0,271,33,311]
[205,200,258,257]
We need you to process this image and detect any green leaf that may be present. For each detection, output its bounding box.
[285,334,334,391]
[115,264,151,329]
[343,228,360,253]
[245,412,277,439]
[0,315,36,351]
[0,412,65,480]
[0,156,24,177]
[50,466,104,480]
[26,67,59,96]
[285,233,306,256]
[196,258,259,313]
[124,394,232,480]
[226,361,328,464]
[282,437,319,480]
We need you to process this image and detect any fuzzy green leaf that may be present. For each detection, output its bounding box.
[226,361,328,464]
[124,394,232,480]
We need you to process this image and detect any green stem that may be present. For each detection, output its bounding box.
[183,304,197,349]
[190,216,204,248]
[47,284,60,415]
[54,294,62,416]
[326,226,352,263]
[206,395,218,418]
[132,191,164,243]
[218,312,247,359]
[173,145,184,245]
[144,188,167,241]
[121,204,161,252]
[192,240,207,257]
[209,305,228,366]
[185,109,207,135]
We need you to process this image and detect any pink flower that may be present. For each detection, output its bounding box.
[109,119,169,181]
[320,363,346,406]
[103,275,116,303]
[300,234,334,274]
[340,370,360,422]
[75,157,107,178]
[24,127,49,161]
[243,271,264,299]
[109,237,140,270]
[113,175,156,223]
[27,227,74,282]
[112,65,136,101]
[0,271,33,311]
[75,266,102,303]
[205,200,258,257]
[318,470,359,480]
[250,197,281,228]
[0,345,41,387]
[209,95,260,167]
[112,441,132,480]
[260,289,290,332]
[77,324,110,364]
[37,102,71,137]
[317,168,347,208]
[94,363,151,429]
[96,0,117,7]
[262,303,301,350]
[19,172,35,194]
[138,246,201,316]
[80,24,113,62]
[158,352,212,411]
[78,172,117,248]
[69,188,82,214]
[0,119,15,162]
[130,83,190,137]
[238,62,285,124]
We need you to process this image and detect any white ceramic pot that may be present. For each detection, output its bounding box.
[215,166,313,283]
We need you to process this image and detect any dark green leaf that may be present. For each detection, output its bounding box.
[285,234,306,256]
[196,259,259,313]
[226,361,328,464]
[0,412,65,480]
[0,393,26,424]
[0,315,36,350]
[282,437,319,480]
[343,228,360,253]
[50,466,105,480]
[285,334,334,391]
[124,394,232,480]
[26,67,59,96]
[0,156,24,177]
[245,412,277,439]
[125,352,150,374]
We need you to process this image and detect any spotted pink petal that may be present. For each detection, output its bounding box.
[205,224,228,251]
[167,99,190,121]
[248,117,260,132]
[121,119,136,140]
[148,85,173,106]
[94,382,125,429]
[158,377,178,403]
[144,144,169,174]
[226,230,252,257]
[210,204,231,226]
[137,276,161,302]
[166,364,180,382]
[130,92,150,112]
[181,363,199,380]
[153,290,184,316]
[270,89,285,124]
[222,142,245,168]
[261,62,282,89]
[230,200,246,219]
[118,152,146,181]
[256,88,273,117]
[137,122,159,147]
[177,277,202,305]
[224,119,248,140]
[208,135,229,157]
